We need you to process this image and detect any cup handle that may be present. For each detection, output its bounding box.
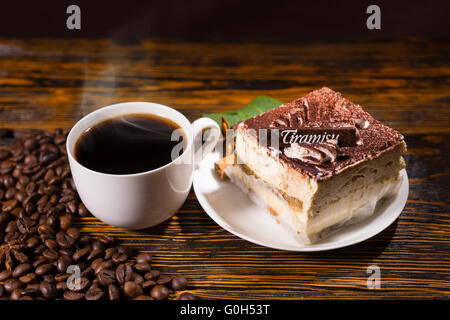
[192,117,221,168]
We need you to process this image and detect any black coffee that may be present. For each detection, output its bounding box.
[74,113,185,174]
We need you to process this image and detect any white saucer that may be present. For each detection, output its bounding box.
[193,151,408,252]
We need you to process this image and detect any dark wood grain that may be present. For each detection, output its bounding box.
[0,38,449,299]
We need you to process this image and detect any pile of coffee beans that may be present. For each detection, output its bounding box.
[0,129,195,300]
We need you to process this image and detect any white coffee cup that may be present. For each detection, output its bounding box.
[66,102,220,229]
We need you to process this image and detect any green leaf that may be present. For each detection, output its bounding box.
[203,95,283,128]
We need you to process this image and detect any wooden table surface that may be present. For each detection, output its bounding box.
[0,38,449,299]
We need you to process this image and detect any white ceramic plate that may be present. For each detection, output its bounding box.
[193,151,409,252]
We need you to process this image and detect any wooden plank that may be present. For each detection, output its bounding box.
[0,38,449,299]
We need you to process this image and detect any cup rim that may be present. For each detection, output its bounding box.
[66,102,192,178]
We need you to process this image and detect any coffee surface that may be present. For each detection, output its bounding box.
[75,113,185,174]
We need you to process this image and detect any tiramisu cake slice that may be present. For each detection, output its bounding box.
[217,87,406,244]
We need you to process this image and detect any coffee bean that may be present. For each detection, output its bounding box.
[19,273,36,284]
[172,275,188,291]
[150,285,169,300]
[0,284,4,297]
[111,252,128,264]
[142,280,157,290]
[56,282,67,291]
[0,270,12,281]
[104,247,115,260]
[85,287,105,300]
[69,277,90,292]
[10,288,24,300]
[0,149,12,161]
[91,240,105,251]
[56,231,75,248]
[54,273,70,282]
[3,278,23,292]
[115,263,132,284]
[98,234,114,245]
[44,239,58,250]
[131,272,144,285]
[97,269,115,286]
[73,248,90,261]
[178,292,196,300]
[123,281,143,298]
[43,274,55,283]
[90,257,104,270]
[63,291,84,300]
[108,284,120,300]
[32,256,47,268]
[12,263,32,278]
[37,224,54,235]
[56,255,73,273]
[134,263,151,273]
[87,248,103,261]
[40,281,57,299]
[42,249,59,261]
[59,214,73,230]
[35,263,55,276]
[157,277,172,287]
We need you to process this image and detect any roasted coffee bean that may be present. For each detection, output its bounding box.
[85,287,105,300]
[37,224,54,235]
[24,138,38,151]
[157,277,172,287]
[69,277,90,292]
[150,284,169,300]
[56,231,75,248]
[63,291,84,300]
[40,281,57,299]
[66,227,80,241]
[57,255,73,273]
[32,256,47,268]
[3,199,18,212]
[108,284,120,300]
[81,267,94,278]
[19,273,36,284]
[178,292,196,300]
[144,270,160,281]
[73,248,90,261]
[115,263,132,284]
[95,260,113,275]
[142,280,157,290]
[134,263,151,273]
[87,248,103,261]
[59,214,73,230]
[97,269,115,286]
[10,288,24,300]
[111,252,128,265]
[98,235,114,245]
[44,239,58,250]
[90,257,104,270]
[0,149,12,161]
[104,247,115,260]
[131,272,144,285]
[0,270,12,281]
[42,249,59,261]
[91,240,105,251]
[43,274,55,283]
[35,263,54,276]
[123,281,143,298]
[3,278,23,292]
[54,273,70,282]
[56,282,67,291]
[171,275,188,291]
[59,248,72,256]
[12,263,32,278]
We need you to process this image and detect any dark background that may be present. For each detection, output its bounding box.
[0,0,448,41]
